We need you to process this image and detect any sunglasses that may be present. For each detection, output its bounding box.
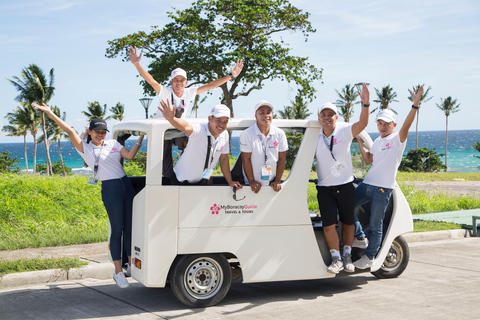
[233,186,245,201]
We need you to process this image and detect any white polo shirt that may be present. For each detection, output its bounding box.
[315,122,354,187]
[77,140,126,181]
[173,123,229,184]
[239,124,288,186]
[364,131,406,189]
[156,85,198,119]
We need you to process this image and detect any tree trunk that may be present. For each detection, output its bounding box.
[33,134,37,174]
[58,139,66,176]
[23,133,29,174]
[415,110,419,149]
[445,116,448,171]
[41,111,53,176]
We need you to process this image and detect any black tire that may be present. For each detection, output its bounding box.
[171,254,232,308]
[371,235,409,279]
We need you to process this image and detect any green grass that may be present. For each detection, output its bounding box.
[0,173,108,251]
[413,220,462,233]
[396,172,480,182]
[0,257,88,277]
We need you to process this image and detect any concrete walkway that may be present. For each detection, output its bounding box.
[413,208,480,228]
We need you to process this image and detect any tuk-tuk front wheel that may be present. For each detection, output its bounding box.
[171,254,232,308]
[371,235,409,279]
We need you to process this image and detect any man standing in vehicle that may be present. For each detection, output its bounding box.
[240,100,288,193]
[158,99,242,189]
[127,46,243,178]
[354,86,423,269]
[315,83,370,274]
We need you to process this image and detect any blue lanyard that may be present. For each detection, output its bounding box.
[322,134,337,161]
[260,135,271,164]
[91,144,105,176]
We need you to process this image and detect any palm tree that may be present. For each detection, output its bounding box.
[82,101,108,121]
[39,106,68,176]
[3,108,28,172]
[408,84,433,149]
[277,95,312,120]
[7,64,55,175]
[190,94,207,118]
[109,102,125,122]
[436,97,460,170]
[334,84,359,123]
[372,84,398,114]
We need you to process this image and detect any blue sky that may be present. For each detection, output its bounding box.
[1,0,479,143]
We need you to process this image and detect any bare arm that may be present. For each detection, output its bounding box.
[351,83,370,137]
[270,151,286,192]
[241,152,262,193]
[399,86,423,143]
[356,136,373,165]
[159,99,194,136]
[128,46,161,94]
[120,135,145,160]
[220,154,242,189]
[196,60,243,95]
[32,103,84,153]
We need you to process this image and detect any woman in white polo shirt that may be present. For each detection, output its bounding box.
[33,103,144,289]
[240,100,288,193]
[315,83,370,274]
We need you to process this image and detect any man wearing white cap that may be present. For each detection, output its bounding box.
[315,83,370,274]
[240,100,288,193]
[128,46,243,178]
[354,86,424,269]
[158,99,242,188]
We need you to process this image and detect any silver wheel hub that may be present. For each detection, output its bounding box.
[382,240,403,271]
[184,257,224,300]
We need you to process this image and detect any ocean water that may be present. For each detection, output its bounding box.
[1,129,479,173]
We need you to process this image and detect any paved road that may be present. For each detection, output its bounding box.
[1,237,479,320]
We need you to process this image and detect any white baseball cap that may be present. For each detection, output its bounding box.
[319,102,337,114]
[170,68,187,81]
[254,100,274,113]
[209,104,231,119]
[376,109,396,123]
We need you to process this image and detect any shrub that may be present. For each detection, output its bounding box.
[0,151,20,173]
[399,147,446,172]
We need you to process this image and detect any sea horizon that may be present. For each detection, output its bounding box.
[1,129,479,173]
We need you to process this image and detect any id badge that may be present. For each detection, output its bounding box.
[87,176,99,186]
[202,168,213,180]
[332,162,346,176]
[260,165,272,181]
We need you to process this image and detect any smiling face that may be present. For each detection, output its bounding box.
[208,116,229,138]
[318,109,338,135]
[255,105,273,130]
[377,119,397,137]
[88,129,107,146]
[170,76,187,95]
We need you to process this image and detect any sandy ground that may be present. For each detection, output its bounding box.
[405,181,480,198]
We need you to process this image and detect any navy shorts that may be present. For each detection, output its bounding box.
[316,182,355,227]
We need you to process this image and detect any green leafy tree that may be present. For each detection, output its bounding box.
[334,84,359,123]
[109,102,125,122]
[39,106,69,176]
[0,151,21,173]
[436,96,460,169]
[3,103,41,174]
[36,160,72,175]
[105,0,322,116]
[7,64,55,175]
[82,101,109,121]
[399,147,446,172]
[277,94,311,120]
[471,135,480,169]
[372,84,398,114]
[408,84,433,149]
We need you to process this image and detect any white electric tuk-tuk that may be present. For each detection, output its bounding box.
[111,118,413,307]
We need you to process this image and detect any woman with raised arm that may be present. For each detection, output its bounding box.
[32,102,144,289]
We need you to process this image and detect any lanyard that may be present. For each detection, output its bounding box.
[91,144,105,176]
[171,93,185,118]
[322,134,337,161]
[204,136,219,170]
[260,135,271,164]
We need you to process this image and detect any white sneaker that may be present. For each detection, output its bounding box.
[354,255,374,269]
[342,253,355,273]
[353,237,368,249]
[327,256,344,274]
[113,271,129,288]
[125,262,131,277]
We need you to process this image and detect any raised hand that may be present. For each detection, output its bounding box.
[358,83,370,106]
[231,60,244,77]
[412,85,424,107]
[159,99,175,121]
[128,46,142,65]
[32,102,51,113]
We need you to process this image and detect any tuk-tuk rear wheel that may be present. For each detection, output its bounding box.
[371,235,409,279]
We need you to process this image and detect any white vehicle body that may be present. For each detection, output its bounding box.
[112,118,413,306]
